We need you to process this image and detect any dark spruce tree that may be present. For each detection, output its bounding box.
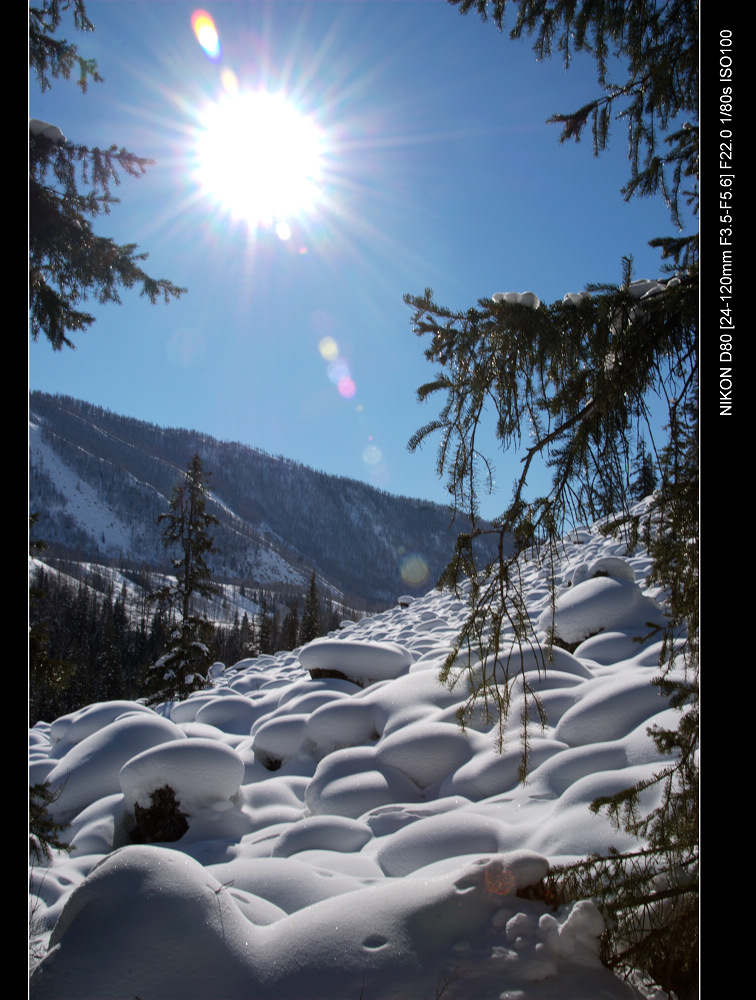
[239,612,257,660]
[29,782,71,865]
[29,515,75,723]
[405,3,698,997]
[29,1,186,350]
[299,571,324,645]
[279,599,300,653]
[146,454,219,704]
[257,596,275,655]
[630,436,658,502]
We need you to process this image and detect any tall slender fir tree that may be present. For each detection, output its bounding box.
[146,454,219,704]
[299,571,323,645]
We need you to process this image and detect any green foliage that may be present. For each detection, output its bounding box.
[29,0,102,94]
[29,782,70,864]
[29,515,75,722]
[299,571,324,645]
[29,1,186,350]
[408,3,698,995]
[450,0,698,252]
[552,654,698,997]
[279,599,301,652]
[630,437,657,501]
[131,785,189,844]
[146,454,219,703]
[406,268,697,712]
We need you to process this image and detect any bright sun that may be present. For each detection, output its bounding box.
[194,90,324,231]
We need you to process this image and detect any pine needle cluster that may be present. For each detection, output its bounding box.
[29,1,186,350]
[407,3,699,995]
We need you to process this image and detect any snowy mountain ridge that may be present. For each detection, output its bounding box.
[29,391,481,607]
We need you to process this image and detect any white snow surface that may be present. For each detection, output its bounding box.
[29,502,682,1000]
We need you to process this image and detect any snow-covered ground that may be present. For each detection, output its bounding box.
[29,499,688,999]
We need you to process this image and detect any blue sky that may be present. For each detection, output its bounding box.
[29,0,694,520]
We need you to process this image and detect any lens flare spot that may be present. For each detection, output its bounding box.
[220,68,239,95]
[318,337,339,361]
[338,376,356,399]
[362,444,382,466]
[191,10,221,60]
[400,554,429,586]
[327,358,350,385]
[275,220,292,241]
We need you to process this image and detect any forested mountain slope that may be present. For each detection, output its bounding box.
[29,391,478,606]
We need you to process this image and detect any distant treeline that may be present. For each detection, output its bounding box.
[29,563,346,726]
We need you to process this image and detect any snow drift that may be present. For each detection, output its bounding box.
[29,500,680,999]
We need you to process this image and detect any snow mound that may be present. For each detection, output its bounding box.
[194,694,261,734]
[118,738,245,821]
[271,814,373,857]
[50,700,157,753]
[298,637,412,684]
[305,745,422,817]
[369,810,510,876]
[539,575,663,645]
[30,845,566,1000]
[251,713,309,769]
[30,502,681,999]
[303,698,378,758]
[375,719,485,789]
[44,714,186,824]
[492,290,541,309]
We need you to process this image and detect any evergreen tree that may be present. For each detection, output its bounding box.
[98,591,126,701]
[407,3,698,996]
[258,596,275,655]
[630,437,657,501]
[279,599,300,652]
[29,782,71,864]
[146,454,218,704]
[29,515,74,723]
[449,0,698,266]
[239,612,257,659]
[29,1,186,350]
[299,571,323,645]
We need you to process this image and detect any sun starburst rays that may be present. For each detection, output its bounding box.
[193,91,324,228]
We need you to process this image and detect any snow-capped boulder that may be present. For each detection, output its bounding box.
[554,673,673,747]
[303,698,379,759]
[194,694,260,734]
[538,576,663,647]
[585,556,636,583]
[305,746,422,818]
[271,814,373,857]
[118,738,245,823]
[298,638,413,685]
[50,700,157,753]
[206,661,226,680]
[573,630,648,665]
[375,720,485,789]
[251,713,308,769]
[44,714,186,824]
[370,811,510,877]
